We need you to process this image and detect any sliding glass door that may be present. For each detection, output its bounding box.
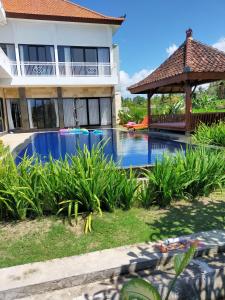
[6,100,21,130]
[19,45,55,75]
[63,99,75,127]
[62,98,112,128]
[76,99,88,126]
[88,99,99,125]
[0,99,5,132]
[58,46,110,76]
[85,48,98,76]
[28,99,59,129]
[100,98,112,125]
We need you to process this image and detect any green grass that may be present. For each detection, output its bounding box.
[0,194,225,268]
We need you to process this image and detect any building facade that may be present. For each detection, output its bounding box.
[0,0,124,133]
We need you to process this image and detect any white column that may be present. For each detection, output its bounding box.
[15,43,21,76]
[54,44,59,76]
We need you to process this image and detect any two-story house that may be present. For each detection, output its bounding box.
[0,0,124,133]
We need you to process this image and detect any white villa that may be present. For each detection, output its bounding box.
[0,0,124,133]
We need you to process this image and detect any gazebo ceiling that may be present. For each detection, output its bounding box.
[128,29,225,94]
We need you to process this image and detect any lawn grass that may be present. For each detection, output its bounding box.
[0,193,225,269]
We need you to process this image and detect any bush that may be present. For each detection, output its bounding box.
[0,144,139,229]
[192,92,216,109]
[1,141,224,230]
[193,121,225,147]
[140,147,225,207]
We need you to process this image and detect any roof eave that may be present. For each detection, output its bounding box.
[128,73,187,94]
[5,12,125,25]
[129,71,225,94]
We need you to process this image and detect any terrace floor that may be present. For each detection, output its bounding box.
[0,132,34,153]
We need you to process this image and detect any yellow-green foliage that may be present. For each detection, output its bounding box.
[140,147,225,207]
[0,144,138,223]
[193,122,225,147]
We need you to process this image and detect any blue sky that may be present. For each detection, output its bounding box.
[73,0,225,96]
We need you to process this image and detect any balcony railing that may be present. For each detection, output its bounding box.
[9,62,114,77]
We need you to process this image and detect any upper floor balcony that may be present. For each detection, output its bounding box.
[0,44,119,87]
[10,61,113,77]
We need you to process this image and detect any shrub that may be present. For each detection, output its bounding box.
[193,121,225,147]
[141,147,225,207]
[0,144,139,232]
[192,92,216,109]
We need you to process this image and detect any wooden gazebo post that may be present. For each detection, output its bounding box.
[147,91,154,130]
[185,82,192,133]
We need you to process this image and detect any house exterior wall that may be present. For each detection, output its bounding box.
[0,18,113,47]
[2,86,118,131]
[0,16,122,131]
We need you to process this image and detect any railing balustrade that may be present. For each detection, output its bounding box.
[151,112,225,131]
[9,61,113,77]
[58,62,111,76]
[190,112,225,130]
[151,114,185,124]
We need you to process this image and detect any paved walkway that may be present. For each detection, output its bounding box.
[0,230,225,300]
[0,133,34,153]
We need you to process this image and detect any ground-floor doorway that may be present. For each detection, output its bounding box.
[63,97,112,127]
[6,99,21,130]
[27,99,59,129]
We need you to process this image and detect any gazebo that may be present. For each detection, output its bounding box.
[128,29,225,133]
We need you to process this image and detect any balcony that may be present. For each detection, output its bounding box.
[0,59,118,87]
[10,62,114,77]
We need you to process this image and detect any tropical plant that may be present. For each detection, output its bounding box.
[192,92,216,109]
[140,147,225,207]
[120,244,196,300]
[0,143,139,233]
[118,110,133,125]
[167,99,184,114]
[193,121,225,147]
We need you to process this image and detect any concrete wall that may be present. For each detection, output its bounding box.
[0,18,113,47]
[2,87,113,99]
[62,87,112,98]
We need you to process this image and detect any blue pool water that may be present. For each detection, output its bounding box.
[16,130,186,167]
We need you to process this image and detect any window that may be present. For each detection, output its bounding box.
[6,99,21,130]
[0,99,5,132]
[19,45,55,75]
[19,45,55,62]
[27,99,59,129]
[0,44,16,61]
[0,44,17,75]
[58,46,110,76]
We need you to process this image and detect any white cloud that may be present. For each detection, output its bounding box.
[120,69,154,97]
[166,43,178,56]
[212,37,225,52]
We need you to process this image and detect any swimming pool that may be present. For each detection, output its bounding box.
[16,130,186,167]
